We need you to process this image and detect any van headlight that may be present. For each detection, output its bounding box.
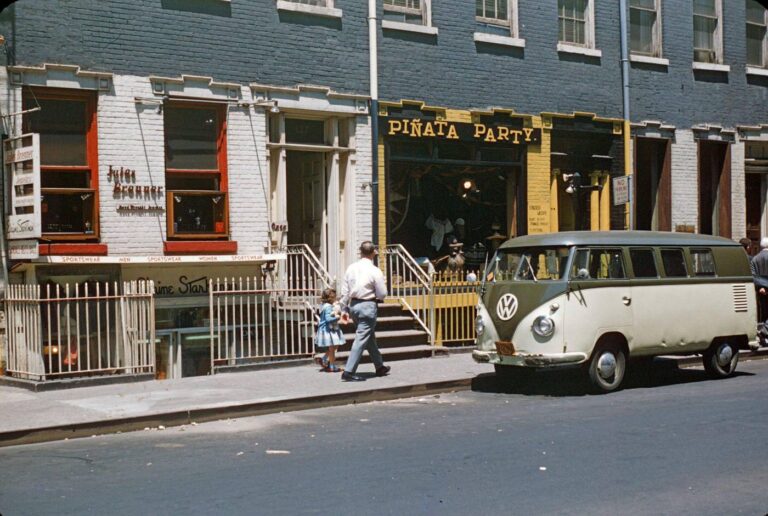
[475,314,485,336]
[532,316,555,338]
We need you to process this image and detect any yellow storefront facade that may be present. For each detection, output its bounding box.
[376,101,630,256]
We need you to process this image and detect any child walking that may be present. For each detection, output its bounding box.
[315,288,345,373]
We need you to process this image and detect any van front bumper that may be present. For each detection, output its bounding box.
[473,349,588,367]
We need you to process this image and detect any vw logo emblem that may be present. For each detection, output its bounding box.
[496,294,519,321]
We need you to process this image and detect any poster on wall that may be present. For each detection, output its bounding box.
[4,133,41,239]
[612,175,631,206]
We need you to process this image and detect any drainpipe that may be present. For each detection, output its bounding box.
[369,0,380,246]
[619,0,633,230]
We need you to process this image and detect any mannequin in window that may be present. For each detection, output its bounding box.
[425,208,453,256]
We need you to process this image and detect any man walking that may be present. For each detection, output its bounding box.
[751,238,768,331]
[339,241,390,382]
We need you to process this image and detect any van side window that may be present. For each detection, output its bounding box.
[691,248,716,276]
[629,248,658,278]
[571,248,626,280]
[660,248,688,277]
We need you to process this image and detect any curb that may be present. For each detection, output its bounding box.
[0,377,473,448]
[672,348,768,368]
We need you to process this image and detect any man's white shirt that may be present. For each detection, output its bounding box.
[340,257,387,309]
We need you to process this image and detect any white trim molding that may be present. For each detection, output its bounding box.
[473,32,525,48]
[692,62,730,72]
[250,83,369,115]
[149,74,241,100]
[630,54,669,66]
[382,19,438,35]
[276,1,342,19]
[746,66,768,77]
[8,63,113,91]
[557,42,602,58]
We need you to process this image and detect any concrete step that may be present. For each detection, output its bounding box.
[314,345,447,365]
[338,316,418,333]
[338,329,430,350]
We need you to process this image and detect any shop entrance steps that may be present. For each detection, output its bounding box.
[314,303,444,364]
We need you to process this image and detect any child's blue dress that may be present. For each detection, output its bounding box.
[315,303,345,348]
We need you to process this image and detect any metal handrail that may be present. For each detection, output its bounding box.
[384,244,431,288]
[281,244,334,290]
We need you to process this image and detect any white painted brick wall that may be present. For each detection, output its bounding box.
[671,129,699,232]
[227,91,270,254]
[731,139,746,240]
[353,115,373,245]
[98,74,166,255]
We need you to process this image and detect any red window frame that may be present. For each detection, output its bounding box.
[22,87,100,242]
[164,101,229,241]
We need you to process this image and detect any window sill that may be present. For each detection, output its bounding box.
[276,1,342,18]
[557,42,602,58]
[38,243,109,256]
[473,32,525,48]
[692,62,730,72]
[382,20,438,36]
[630,54,669,66]
[164,240,238,255]
[746,66,768,77]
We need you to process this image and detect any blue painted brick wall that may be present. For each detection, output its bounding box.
[0,0,370,95]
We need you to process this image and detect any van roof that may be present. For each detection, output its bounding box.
[498,231,739,249]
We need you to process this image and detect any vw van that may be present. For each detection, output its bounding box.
[472,231,758,392]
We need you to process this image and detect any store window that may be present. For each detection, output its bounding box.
[384,0,431,27]
[747,0,768,68]
[164,102,228,239]
[558,0,595,48]
[22,88,99,240]
[630,0,662,57]
[693,0,722,64]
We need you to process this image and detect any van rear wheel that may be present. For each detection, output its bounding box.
[703,341,739,378]
[588,345,626,393]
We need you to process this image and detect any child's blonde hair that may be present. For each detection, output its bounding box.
[321,288,337,304]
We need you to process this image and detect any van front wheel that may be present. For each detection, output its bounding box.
[588,345,626,393]
[703,341,739,378]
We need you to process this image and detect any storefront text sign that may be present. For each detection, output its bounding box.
[383,118,541,146]
[4,134,41,239]
[108,165,165,212]
[612,175,631,206]
[8,239,39,260]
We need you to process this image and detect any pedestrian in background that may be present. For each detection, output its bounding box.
[339,241,390,382]
[740,237,753,258]
[750,238,768,340]
[314,288,344,373]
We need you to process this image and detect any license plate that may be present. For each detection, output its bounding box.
[495,341,515,356]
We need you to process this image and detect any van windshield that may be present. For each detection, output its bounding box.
[486,247,571,282]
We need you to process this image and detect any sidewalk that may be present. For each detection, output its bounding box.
[0,353,487,448]
[0,349,765,448]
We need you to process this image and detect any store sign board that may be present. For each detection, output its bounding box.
[122,263,266,297]
[4,134,41,239]
[382,117,541,146]
[613,175,631,206]
[8,239,39,260]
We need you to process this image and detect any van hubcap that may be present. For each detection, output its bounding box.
[716,344,734,367]
[597,352,617,380]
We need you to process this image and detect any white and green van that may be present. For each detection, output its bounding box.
[473,231,758,392]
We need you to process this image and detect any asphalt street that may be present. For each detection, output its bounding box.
[0,359,767,516]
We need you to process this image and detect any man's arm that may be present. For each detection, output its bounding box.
[339,269,351,310]
[373,268,387,301]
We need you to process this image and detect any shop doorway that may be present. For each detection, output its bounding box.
[634,137,671,231]
[287,151,327,258]
[387,158,525,269]
[745,141,768,252]
[698,140,731,237]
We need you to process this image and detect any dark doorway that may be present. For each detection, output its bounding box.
[698,141,731,237]
[746,173,763,251]
[635,137,671,231]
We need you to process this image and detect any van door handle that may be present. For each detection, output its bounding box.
[622,296,631,306]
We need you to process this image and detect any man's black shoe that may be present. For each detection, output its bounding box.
[341,371,365,382]
[375,365,391,377]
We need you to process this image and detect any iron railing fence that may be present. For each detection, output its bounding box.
[431,270,481,346]
[383,244,435,345]
[4,281,155,381]
[209,245,329,370]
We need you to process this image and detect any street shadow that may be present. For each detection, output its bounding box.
[471,359,755,397]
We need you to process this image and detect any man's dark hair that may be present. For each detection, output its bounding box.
[359,241,376,257]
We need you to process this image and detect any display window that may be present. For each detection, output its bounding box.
[164,102,229,239]
[22,87,99,240]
